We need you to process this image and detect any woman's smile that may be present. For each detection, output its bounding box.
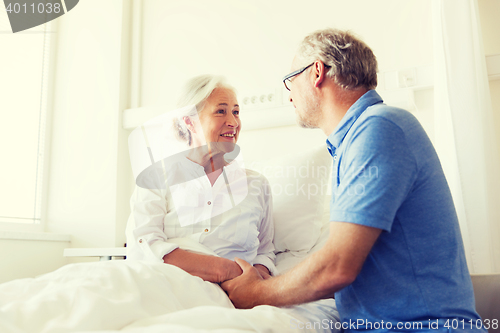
[220,131,236,141]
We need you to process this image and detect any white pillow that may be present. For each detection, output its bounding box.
[246,145,332,254]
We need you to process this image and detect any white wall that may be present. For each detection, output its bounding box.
[138,0,435,161]
[478,0,500,270]
[0,239,69,283]
[479,0,500,55]
[478,0,500,149]
[0,0,135,283]
[140,0,433,108]
[45,0,133,251]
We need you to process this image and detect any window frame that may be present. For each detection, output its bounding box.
[0,21,56,233]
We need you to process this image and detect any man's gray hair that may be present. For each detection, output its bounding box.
[173,74,235,146]
[297,28,378,90]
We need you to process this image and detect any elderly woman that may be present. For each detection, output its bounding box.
[126,75,276,283]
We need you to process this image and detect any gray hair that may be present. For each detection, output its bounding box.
[297,28,378,90]
[173,74,235,146]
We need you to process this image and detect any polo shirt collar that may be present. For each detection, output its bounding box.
[326,90,383,155]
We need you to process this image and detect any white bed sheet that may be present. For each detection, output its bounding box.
[275,223,340,332]
[0,236,340,333]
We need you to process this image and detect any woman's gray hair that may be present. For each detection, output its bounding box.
[297,28,378,90]
[173,74,234,146]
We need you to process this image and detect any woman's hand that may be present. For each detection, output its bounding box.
[219,259,243,283]
[253,264,272,280]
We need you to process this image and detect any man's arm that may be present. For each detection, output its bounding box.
[221,221,382,308]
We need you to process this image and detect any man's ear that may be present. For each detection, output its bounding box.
[312,61,326,88]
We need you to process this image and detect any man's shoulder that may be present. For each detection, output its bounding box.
[346,104,424,147]
[360,103,419,129]
[341,104,424,168]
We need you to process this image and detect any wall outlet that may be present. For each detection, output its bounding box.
[240,88,282,108]
[398,68,417,88]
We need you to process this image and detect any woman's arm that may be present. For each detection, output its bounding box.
[129,185,243,283]
[126,185,179,262]
[164,248,242,283]
[254,264,272,279]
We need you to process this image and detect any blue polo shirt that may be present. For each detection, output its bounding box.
[328,90,484,332]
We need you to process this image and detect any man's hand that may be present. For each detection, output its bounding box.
[221,258,264,309]
[224,222,381,308]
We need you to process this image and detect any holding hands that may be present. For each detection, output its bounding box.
[221,258,268,309]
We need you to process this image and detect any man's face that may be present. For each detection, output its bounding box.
[288,56,321,129]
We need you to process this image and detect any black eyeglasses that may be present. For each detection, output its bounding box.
[282,63,314,91]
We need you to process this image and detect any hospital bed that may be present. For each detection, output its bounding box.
[0,145,342,333]
[2,143,497,333]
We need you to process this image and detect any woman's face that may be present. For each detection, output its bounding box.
[195,87,241,151]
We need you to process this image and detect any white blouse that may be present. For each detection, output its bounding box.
[125,157,277,275]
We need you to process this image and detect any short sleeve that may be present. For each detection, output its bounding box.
[330,117,418,231]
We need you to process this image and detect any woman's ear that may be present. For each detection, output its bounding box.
[183,116,195,132]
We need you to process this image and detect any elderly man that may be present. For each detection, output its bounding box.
[222,28,485,332]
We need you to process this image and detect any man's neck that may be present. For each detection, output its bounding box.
[320,87,368,137]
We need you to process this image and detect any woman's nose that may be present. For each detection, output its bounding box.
[226,114,239,127]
